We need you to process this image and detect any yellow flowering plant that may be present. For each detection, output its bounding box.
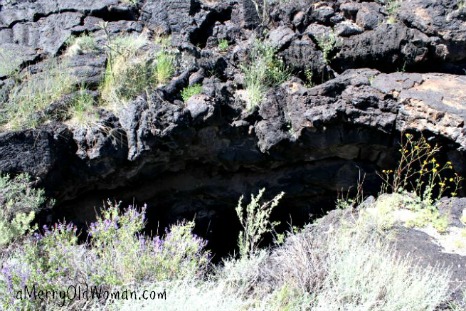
[379,133,462,209]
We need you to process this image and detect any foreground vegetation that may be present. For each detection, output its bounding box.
[0,135,463,310]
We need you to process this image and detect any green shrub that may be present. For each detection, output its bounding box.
[88,202,210,285]
[241,39,290,110]
[0,173,46,246]
[181,84,202,102]
[0,202,210,310]
[235,188,284,258]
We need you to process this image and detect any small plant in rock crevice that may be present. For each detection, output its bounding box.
[181,84,203,102]
[241,39,290,110]
[315,32,337,64]
[218,39,229,52]
[382,0,402,24]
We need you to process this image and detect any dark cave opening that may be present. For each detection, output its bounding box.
[34,126,466,262]
[42,156,386,261]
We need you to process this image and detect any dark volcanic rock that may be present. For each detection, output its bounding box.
[0,0,466,264]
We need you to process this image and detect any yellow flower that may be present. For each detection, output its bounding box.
[449,178,454,182]
[432,168,437,173]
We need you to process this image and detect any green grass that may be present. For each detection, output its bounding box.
[1,59,76,130]
[241,39,290,110]
[65,34,98,56]
[0,48,21,77]
[67,87,98,128]
[101,34,174,109]
[153,51,175,85]
[218,39,229,52]
[181,84,202,102]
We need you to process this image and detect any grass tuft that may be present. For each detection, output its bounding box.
[181,84,202,102]
[241,39,290,110]
[1,59,75,130]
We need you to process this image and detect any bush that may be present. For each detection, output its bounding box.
[235,188,284,258]
[88,202,209,285]
[0,202,210,310]
[0,173,46,246]
[241,39,290,110]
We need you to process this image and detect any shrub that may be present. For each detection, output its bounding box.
[235,188,284,258]
[88,202,210,285]
[241,39,290,110]
[0,173,46,246]
[181,84,202,102]
[1,60,75,130]
[0,202,210,310]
